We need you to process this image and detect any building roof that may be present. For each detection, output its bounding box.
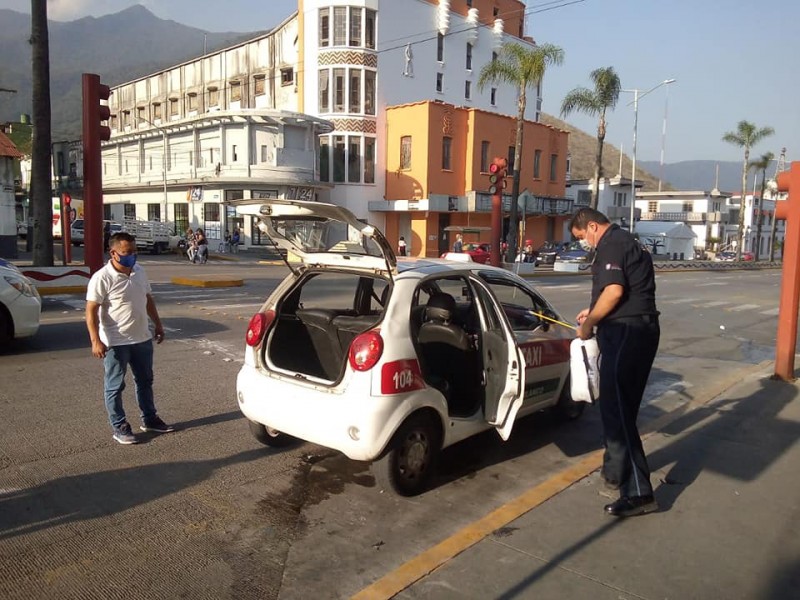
[634,221,697,239]
[0,130,23,158]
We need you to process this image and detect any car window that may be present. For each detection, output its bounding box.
[412,275,478,333]
[478,275,551,331]
[292,272,361,311]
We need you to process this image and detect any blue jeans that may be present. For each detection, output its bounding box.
[103,339,157,429]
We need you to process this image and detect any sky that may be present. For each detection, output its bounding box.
[1,0,797,166]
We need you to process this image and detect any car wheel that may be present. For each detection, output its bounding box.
[248,419,295,447]
[555,375,586,420]
[372,413,440,496]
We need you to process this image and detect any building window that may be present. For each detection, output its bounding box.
[349,69,361,113]
[350,7,361,46]
[230,81,241,102]
[147,203,161,221]
[333,135,346,182]
[614,192,627,207]
[189,150,194,166]
[203,202,221,239]
[280,68,293,86]
[648,201,658,213]
[348,137,361,183]
[187,93,198,111]
[174,203,188,234]
[124,204,136,218]
[365,9,376,49]
[436,72,443,93]
[110,114,118,129]
[169,98,179,116]
[490,88,497,105]
[480,141,490,173]
[207,87,219,106]
[576,190,591,206]
[682,201,693,212]
[508,146,515,173]
[152,102,162,120]
[466,43,473,70]
[533,149,541,178]
[232,145,238,162]
[550,153,558,181]
[136,106,145,125]
[319,136,330,182]
[364,137,375,184]
[400,136,412,170]
[254,75,266,95]
[260,145,267,162]
[319,8,329,47]
[364,70,376,115]
[318,69,329,112]
[334,6,347,45]
[333,68,345,112]
[465,80,471,100]
[442,136,452,170]
[437,33,444,62]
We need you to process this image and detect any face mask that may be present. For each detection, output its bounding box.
[115,253,137,268]
[579,239,593,252]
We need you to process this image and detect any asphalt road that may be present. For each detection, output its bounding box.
[0,259,785,599]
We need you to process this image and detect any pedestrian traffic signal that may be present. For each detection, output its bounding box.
[83,74,111,143]
[488,158,508,195]
[63,193,71,206]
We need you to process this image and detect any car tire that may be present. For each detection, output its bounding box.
[372,413,440,496]
[248,419,296,447]
[555,375,586,420]
[0,306,11,347]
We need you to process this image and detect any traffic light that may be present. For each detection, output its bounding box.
[83,74,111,143]
[488,158,508,195]
[82,73,111,273]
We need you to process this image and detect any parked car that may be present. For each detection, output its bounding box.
[742,251,755,262]
[535,241,568,266]
[440,242,492,264]
[70,218,84,246]
[714,251,753,262]
[0,264,41,346]
[235,200,584,496]
[555,241,594,264]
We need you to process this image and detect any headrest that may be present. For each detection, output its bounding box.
[425,293,456,323]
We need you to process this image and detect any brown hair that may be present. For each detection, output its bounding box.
[569,207,610,231]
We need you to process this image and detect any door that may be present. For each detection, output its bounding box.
[470,278,525,441]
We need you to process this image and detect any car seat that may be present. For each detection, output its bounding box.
[417,293,472,413]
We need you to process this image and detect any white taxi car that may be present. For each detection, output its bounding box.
[235,200,582,496]
[0,264,42,346]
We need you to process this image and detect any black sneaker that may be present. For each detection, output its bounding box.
[113,422,139,445]
[604,495,658,517]
[140,416,176,433]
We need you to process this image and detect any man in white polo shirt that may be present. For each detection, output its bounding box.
[86,232,174,444]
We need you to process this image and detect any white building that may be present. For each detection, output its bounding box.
[565,175,642,230]
[104,0,539,249]
[0,131,24,257]
[726,193,784,258]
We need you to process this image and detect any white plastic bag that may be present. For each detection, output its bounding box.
[570,338,600,403]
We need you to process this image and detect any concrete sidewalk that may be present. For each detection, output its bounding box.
[361,363,800,599]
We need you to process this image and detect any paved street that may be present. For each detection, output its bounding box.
[0,260,790,599]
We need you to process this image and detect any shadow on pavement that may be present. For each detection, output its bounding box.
[0,447,278,541]
[174,410,243,430]
[493,375,799,599]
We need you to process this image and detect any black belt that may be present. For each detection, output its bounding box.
[605,314,659,325]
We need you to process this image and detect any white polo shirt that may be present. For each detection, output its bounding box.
[86,261,153,347]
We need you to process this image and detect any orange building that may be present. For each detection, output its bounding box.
[369,100,571,257]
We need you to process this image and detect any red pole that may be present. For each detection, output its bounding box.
[82,73,110,273]
[773,162,800,380]
[491,189,502,267]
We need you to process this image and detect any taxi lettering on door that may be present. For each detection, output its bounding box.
[519,339,570,369]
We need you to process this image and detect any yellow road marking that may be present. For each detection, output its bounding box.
[170,276,243,288]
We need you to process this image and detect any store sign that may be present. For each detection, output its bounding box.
[253,190,279,199]
[286,187,315,201]
[187,186,203,202]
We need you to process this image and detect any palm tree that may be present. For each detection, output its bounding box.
[560,67,621,210]
[30,0,54,266]
[748,151,774,261]
[722,121,774,261]
[478,41,564,261]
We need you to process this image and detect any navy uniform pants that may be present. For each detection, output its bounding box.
[596,315,660,498]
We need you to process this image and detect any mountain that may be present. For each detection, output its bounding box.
[539,113,667,192]
[0,5,262,140]
[637,160,749,193]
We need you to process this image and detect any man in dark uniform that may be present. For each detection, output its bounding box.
[570,208,660,517]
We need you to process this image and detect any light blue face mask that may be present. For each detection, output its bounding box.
[579,239,593,252]
[116,253,137,268]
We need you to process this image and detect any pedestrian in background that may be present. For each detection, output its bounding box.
[194,228,208,264]
[231,228,241,254]
[185,228,198,262]
[85,232,174,445]
[398,235,407,256]
[453,233,463,253]
[570,207,660,518]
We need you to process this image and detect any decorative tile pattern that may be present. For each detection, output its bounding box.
[330,118,377,133]
[319,51,378,68]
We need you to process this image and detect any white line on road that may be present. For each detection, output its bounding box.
[693,301,729,308]
[667,298,700,304]
[199,302,263,310]
[760,307,780,316]
[726,304,761,312]
[695,282,730,287]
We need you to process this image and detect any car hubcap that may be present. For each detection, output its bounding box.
[400,432,428,479]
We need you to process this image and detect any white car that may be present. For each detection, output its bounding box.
[235,200,582,496]
[0,265,42,345]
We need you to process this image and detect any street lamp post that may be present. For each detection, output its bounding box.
[138,117,168,223]
[622,78,676,235]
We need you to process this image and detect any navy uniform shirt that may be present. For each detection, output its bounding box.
[590,224,658,320]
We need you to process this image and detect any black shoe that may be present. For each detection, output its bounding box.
[604,495,658,517]
[140,416,176,433]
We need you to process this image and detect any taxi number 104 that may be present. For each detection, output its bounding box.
[380,360,425,395]
[392,369,415,389]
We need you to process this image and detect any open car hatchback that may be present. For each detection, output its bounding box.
[235,199,584,496]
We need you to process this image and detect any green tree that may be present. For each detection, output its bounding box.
[722,121,774,261]
[478,41,564,261]
[30,0,54,266]
[560,66,621,210]
[748,151,774,261]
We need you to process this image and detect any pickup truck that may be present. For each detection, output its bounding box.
[122,218,173,254]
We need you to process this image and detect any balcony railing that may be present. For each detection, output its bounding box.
[640,211,723,223]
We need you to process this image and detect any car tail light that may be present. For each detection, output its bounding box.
[348,330,384,372]
[245,310,275,347]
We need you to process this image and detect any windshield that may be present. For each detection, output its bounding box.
[268,216,385,258]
